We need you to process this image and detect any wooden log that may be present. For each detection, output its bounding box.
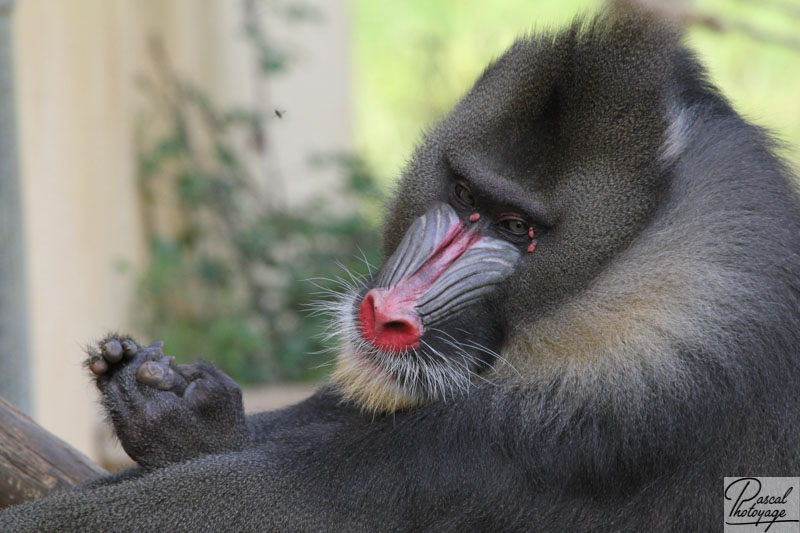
[0,395,108,509]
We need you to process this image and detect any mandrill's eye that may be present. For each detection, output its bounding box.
[454,182,477,208]
[497,217,528,236]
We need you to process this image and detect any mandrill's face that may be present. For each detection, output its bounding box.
[331,23,669,414]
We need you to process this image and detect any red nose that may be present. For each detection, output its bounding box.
[359,289,423,352]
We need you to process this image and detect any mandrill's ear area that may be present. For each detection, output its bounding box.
[384,13,688,313]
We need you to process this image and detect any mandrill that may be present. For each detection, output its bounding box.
[3,11,800,533]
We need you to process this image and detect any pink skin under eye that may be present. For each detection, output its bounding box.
[469,210,536,252]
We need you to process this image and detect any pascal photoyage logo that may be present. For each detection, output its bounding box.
[724,477,800,532]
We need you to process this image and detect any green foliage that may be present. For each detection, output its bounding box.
[134,6,381,384]
[136,103,381,383]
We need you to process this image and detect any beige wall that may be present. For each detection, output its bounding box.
[13,0,349,459]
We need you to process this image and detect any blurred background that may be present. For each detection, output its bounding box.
[0,0,797,468]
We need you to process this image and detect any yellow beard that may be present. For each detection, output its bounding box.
[331,347,425,414]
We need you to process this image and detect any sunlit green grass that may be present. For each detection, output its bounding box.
[351,0,800,184]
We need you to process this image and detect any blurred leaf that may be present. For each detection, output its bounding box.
[197,257,228,286]
[282,3,323,23]
[216,145,238,169]
[177,171,210,205]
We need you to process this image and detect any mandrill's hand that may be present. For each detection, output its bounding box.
[87,335,248,470]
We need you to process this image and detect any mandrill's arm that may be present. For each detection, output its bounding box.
[0,388,534,533]
[82,336,358,471]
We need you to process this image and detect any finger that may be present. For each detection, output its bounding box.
[176,363,237,389]
[102,339,124,363]
[89,355,108,375]
[142,343,165,360]
[121,339,139,358]
[136,360,189,394]
[182,368,243,409]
